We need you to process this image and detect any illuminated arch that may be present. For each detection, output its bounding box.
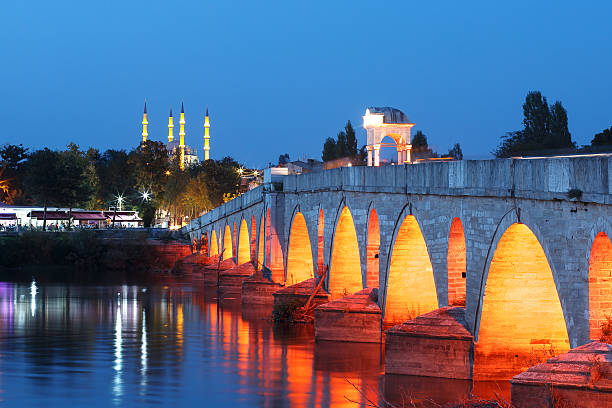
[233,222,237,258]
[383,213,438,326]
[201,232,208,255]
[447,217,466,306]
[223,224,233,258]
[329,205,362,299]
[475,223,569,379]
[237,218,250,264]
[265,208,271,268]
[366,206,380,288]
[210,229,218,256]
[257,213,264,268]
[251,215,257,262]
[286,210,314,286]
[317,209,324,276]
[589,231,612,340]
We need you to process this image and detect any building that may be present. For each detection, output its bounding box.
[0,203,142,230]
[141,101,211,169]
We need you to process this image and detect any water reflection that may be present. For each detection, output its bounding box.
[0,281,510,407]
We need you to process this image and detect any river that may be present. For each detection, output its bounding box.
[0,280,508,407]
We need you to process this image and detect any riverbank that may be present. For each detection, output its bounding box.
[0,230,191,283]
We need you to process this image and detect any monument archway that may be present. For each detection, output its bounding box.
[363,107,414,166]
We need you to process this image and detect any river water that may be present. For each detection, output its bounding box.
[0,281,508,407]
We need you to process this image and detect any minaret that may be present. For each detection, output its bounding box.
[203,106,211,161]
[141,101,148,143]
[168,108,174,143]
[179,101,186,170]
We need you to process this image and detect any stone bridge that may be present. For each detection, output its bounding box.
[183,156,612,378]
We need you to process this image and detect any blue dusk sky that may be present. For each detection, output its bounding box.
[1,1,611,167]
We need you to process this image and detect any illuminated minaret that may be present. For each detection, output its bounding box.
[141,101,148,143]
[168,108,174,143]
[203,106,210,161]
[179,102,186,170]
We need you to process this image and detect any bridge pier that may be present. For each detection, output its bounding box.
[272,278,330,312]
[511,342,612,407]
[202,257,236,286]
[242,274,283,305]
[385,307,474,380]
[314,288,382,343]
[218,262,257,296]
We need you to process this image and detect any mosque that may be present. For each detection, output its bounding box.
[140,101,211,169]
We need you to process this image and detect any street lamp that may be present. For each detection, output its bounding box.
[115,194,124,211]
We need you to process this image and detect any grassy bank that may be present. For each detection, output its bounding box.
[0,231,164,283]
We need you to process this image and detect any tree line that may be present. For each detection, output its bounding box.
[321,120,463,163]
[495,90,612,157]
[0,141,244,228]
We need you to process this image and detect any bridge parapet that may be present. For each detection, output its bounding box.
[184,185,264,233]
[282,156,612,203]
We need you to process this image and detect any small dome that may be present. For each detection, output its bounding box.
[366,107,412,124]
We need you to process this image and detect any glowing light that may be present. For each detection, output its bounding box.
[475,223,569,380]
[384,215,437,326]
[140,308,147,390]
[30,279,37,317]
[115,194,125,211]
[139,188,152,202]
[113,293,123,401]
[362,109,384,128]
[165,170,171,176]
[329,206,362,299]
[286,212,313,285]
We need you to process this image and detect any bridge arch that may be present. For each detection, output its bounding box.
[201,232,208,255]
[251,215,257,263]
[257,212,264,268]
[366,204,380,288]
[382,204,438,326]
[237,217,250,264]
[589,230,612,340]
[233,222,237,260]
[223,223,233,259]
[447,217,467,306]
[285,206,314,286]
[210,229,218,256]
[329,201,363,299]
[475,222,569,379]
[316,208,324,277]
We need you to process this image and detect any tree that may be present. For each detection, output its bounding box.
[163,167,189,227]
[412,130,428,153]
[549,101,573,148]
[522,91,550,146]
[96,149,134,206]
[322,137,338,162]
[196,157,241,207]
[58,143,96,225]
[344,121,358,156]
[181,173,214,219]
[321,120,359,162]
[0,144,29,204]
[591,126,612,146]
[495,91,576,158]
[336,131,348,157]
[23,149,64,230]
[129,141,169,197]
[445,143,463,160]
[278,153,290,165]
